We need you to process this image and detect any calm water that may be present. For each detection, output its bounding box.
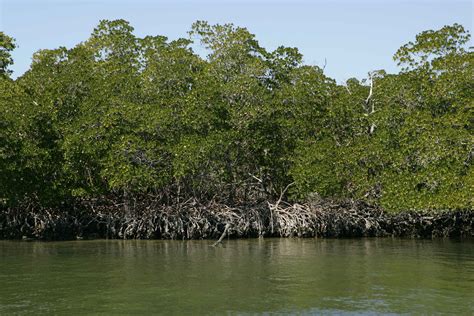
[0,238,473,315]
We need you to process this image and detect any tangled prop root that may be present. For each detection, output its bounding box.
[0,199,472,240]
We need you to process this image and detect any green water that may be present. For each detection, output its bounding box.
[0,239,473,315]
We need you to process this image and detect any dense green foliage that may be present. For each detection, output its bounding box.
[0,21,472,211]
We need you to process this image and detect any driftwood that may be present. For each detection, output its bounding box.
[0,198,472,240]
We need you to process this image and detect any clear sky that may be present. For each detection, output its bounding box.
[1,0,472,82]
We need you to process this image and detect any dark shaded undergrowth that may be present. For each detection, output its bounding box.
[1,198,472,240]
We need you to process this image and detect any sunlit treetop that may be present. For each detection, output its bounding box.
[393,23,471,72]
[0,32,16,78]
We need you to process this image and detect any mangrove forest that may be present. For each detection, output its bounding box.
[0,20,473,239]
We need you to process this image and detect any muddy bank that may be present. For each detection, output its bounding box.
[0,199,472,240]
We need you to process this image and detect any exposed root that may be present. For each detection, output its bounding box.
[0,198,472,240]
[211,223,231,247]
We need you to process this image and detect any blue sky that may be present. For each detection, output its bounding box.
[1,0,472,82]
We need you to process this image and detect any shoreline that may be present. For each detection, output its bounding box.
[1,200,472,240]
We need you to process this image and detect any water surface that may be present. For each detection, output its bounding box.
[1,238,473,314]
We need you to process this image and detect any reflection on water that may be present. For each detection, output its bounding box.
[0,238,473,314]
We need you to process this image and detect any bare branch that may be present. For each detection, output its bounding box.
[365,72,374,107]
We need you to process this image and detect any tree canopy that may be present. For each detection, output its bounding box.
[0,20,472,212]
